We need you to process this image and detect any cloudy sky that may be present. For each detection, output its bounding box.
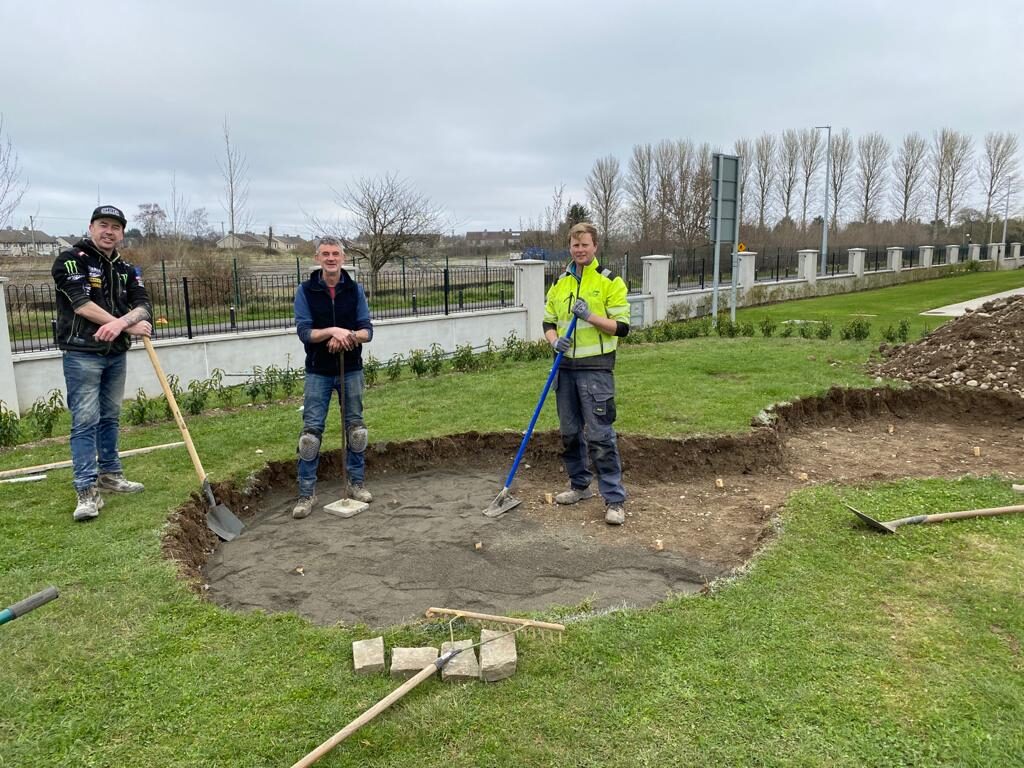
[2,0,1021,238]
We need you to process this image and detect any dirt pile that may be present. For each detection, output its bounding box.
[874,294,1024,397]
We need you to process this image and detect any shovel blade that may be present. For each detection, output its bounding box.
[208,503,244,541]
[483,489,521,518]
[844,503,896,534]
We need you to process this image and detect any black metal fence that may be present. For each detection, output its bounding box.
[5,265,517,354]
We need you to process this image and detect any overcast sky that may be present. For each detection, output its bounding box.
[2,0,1021,238]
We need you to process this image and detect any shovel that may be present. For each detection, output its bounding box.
[483,316,577,517]
[323,352,369,518]
[1,586,59,627]
[142,337,244,541]
[845,501,1024,534]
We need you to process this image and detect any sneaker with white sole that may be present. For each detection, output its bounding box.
[604,504,625,525]
[73,486,105,522]
[97,473,145,493]
[349,484,373,503]
[292,495,316,519]
[554,487,595,505]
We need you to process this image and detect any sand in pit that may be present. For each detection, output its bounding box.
[163,387,1024,629]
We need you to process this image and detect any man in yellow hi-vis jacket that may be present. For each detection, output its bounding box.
[543,223,630,525]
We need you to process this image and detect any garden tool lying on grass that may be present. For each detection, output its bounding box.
[1,586,58,627]
[290,607,565,768]
[483,316,578,518]
[324,352,369,518]
[846,501,1024,534]
[142,337,244,541]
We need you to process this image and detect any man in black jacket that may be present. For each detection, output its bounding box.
[51,205,152,522]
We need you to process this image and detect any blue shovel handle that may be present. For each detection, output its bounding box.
[0,586,59,626]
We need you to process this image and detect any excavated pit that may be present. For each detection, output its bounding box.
[162,387,1024,628]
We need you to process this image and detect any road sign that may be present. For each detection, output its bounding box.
[738,242,746,252]
[709,154,740,242]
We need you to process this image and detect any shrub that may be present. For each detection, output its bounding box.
[125,388,152,426]
[897,319,911,343]
[816,320,833,340]
[798,322,816,339]
[363,354,380,387]
[28,389,65,438]
[386,354,404,382]
[716,318,739,338]
[779,323,794,338]
[279,366,303,397]
[839,319,871,341]
[451,343,480,373]
[427,343,445,376]
[408,348,429,378]
[758,316,777,337]
[163,374,183,416]
[0,401,21,447]
[181,378,211,416]
[479,339,499,369]
[740,321,756,337]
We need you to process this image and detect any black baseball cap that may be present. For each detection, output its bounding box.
[91,205,127,227]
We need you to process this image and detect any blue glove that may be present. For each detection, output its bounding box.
[571,299,591,321]
[552,335,571,354]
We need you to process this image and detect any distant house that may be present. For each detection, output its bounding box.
[57,235,85,249]
[0,228,60,257]
[466,229,522,248]
[275,235,307,252]
[216,232,268,250]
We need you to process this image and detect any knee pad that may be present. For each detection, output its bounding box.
[298,428,322,461]
[347,421,368,454]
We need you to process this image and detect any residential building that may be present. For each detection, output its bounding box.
[0,228,60,257]
[466,229,522,248]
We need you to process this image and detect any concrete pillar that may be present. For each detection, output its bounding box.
[968,243,981,261]
[641,254,671,322]
[737,252,757,291]
[988,242,1000,261]
[946,245,959,264]
[887,246,903,272]
[513,259,548,341]
[0,277,19,414]
[919,245,934,268]
[848,248,866,278]
[797,249,818,286]
[1012,242,1022,260]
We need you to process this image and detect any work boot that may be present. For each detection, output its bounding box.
[349,484,373,503]
[73,486,105,522]
[97,473,145,493]
[554,487,595,505]
[604,504,625,526]
[292,495,316,519]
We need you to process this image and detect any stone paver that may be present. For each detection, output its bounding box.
[440,639,479,683]
[390,646,439,680]
[352,636,384,676]
[479,629,517,682]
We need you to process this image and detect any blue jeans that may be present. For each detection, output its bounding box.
[297,369,366,496]
[554,368,626,505]
[62,351,127,492]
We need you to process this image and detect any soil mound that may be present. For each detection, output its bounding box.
[873,294,1024,396]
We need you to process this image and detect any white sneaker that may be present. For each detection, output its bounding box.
[73,486,105,521]
[604,504,625,525]
[97,473,145,493]
[292,495,316,519]
[554,487,595,505]
[349,484,373,503]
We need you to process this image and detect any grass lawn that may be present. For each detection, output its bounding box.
[2,269,1023,766]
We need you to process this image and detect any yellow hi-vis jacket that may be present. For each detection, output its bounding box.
[543,257,630,367]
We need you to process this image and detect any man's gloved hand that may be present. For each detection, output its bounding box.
[571,299,591,321]
[552,335,571,354]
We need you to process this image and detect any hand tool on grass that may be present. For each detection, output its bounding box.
[0,442,184,481]
[290,608,564,767]
[324,352,369,518]
[846,501,1024,534]
[1,586,58,627]
[142,337,244,541]
[483,316,578,517]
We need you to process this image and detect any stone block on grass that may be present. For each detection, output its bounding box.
[440,639,479,683]
[390,646,439,680]
[352,636,385,676]
[479,629,517,682]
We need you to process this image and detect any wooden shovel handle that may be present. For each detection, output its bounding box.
[923,504,1024,525]
[141,337,207,485]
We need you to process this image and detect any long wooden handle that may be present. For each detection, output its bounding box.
[922,504,1024,525]
[141,337,207,484]
[425,607,566,632]
[0,442,183,480]
[291,662,439,768]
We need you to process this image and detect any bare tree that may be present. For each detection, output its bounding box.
[0,115,26,229]
[671,140,695,244]
[167,172,190,241]
[939,129,973,229]
[752,133,777,229]
[776,129,800,222]
[186,207,212,241]
[137,203,167,239]
[653,139,679,248]
[585,154,623,251]
[218,118,250,235]
[977,132,1020,229]
[625,143,655,244]
[891,133,928,222]
[336,173,446,290]
[734,137,754,224]
[829,129,854,231]
[798,128,825,230]
[855,132,891,223]
[684,143,714,245]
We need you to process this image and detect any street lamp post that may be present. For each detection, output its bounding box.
[815,125,832,276]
